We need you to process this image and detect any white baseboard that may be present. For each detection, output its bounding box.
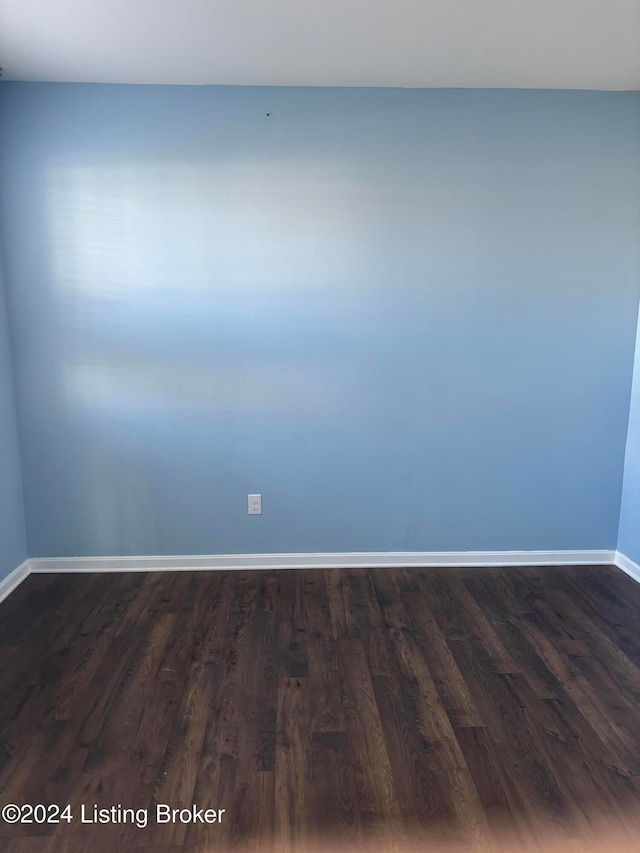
[615,551,640,584]
[28,549,615,574]
[0,560,31,604]
[0,551,620,604]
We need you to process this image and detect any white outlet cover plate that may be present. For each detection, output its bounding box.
[248,494,262,515]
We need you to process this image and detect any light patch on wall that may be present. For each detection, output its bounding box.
[45,152,379,422]
[63,358,351,419]
[47,155,370,298]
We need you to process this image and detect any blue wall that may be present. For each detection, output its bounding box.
[0,255,27,578]
[619,309,640,564]
[0,83,639,558]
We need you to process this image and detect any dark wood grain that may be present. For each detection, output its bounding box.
[2,565,640,851]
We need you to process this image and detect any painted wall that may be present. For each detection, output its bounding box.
[0,83,639,558]
[0,254,27,578]
[619,308,640,564]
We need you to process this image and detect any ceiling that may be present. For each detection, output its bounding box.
[1,0,640,90]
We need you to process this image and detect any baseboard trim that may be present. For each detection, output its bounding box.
[0,551,618,602]
[0,560,31,604]
[28,549,616,574]
[615,551,640,584]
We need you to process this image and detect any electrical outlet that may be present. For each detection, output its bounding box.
[248,494,262,515]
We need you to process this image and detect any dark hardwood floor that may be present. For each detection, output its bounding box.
[2,565,640,852]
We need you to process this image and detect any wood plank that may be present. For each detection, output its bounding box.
[0,565,640,851]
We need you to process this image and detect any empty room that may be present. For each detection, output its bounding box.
[1,1,640,852]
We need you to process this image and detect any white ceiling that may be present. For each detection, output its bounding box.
[1,0,640,90]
